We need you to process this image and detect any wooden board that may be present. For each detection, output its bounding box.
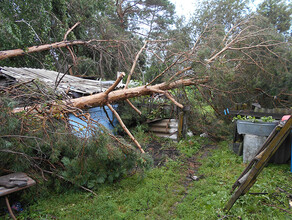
[0,172,36,197]
[224,116,292,212]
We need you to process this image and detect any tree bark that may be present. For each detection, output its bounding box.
[13,77,208,113]
[68,78,208,109]
[0,39,122,60]
[0,40,87,60]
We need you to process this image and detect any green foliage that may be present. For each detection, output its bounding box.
[261,116,276,122]
[118,0,175,37]
[232,115,275,123]
[0,98,152,191]
[0,0,66,67]
[190,14,291,111]
[60,132,152,188]
[0,0,176,81]
[257,0,292,33]
[13,137,292,219]
[193,0,249,30]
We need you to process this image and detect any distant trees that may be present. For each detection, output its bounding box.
[257,0,292,33]
[0,0,175,79]
[0,0,291,111]
[183,0,292,111]
[115,0,175,37]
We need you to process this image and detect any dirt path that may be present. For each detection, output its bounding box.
[145,139,218,215]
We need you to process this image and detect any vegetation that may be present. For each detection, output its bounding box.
[0,0,291,218]
[3,137,290,219]
[0,98,152,189]
[232,115,276,123]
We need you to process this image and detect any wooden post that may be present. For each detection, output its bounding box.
[177,105,190,141]
[177,111,184,141]
[182,105,190,138]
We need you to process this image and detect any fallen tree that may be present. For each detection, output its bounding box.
[0,22,199,153]
[0,39,128,61]
[12,74,208,153]
[12,75,208,113]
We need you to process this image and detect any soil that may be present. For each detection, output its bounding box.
[145,138,217,176]
[145,140,180,167]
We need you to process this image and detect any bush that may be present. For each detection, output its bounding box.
[0,98,152,191]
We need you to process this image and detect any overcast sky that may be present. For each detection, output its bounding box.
[169,0,197,18]
[169,0,266,18]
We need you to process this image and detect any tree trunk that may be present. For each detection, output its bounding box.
[0,40,87,60]
[67,78,208,109]
[13,77,208,113]
[0,39,119,60]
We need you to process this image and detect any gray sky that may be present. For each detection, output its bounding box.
[169,0,266,18]
[169,0,197,18]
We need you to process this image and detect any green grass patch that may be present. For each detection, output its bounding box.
[15,138,292,219]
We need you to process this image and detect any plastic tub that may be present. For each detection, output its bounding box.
[237,120,278,136]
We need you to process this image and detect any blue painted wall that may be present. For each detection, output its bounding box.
[68,105,118,137]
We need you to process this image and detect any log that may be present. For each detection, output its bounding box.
[69,78,207,109]
[13,77,208,113]
[0,40,88,60]
[0,39,123,60]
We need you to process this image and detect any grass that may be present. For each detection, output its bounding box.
[10,137,292,219]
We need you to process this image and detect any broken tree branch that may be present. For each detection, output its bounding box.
[126,99,142,115]
[42,170,97,196]
[106,103,145,153]
[146,54,186,86]
[262,203,292,214]
[0,40,87,60]
[104,72,125,95]
[125,40,148,89]
[64,22,80,41]
[63,22,81,67]
[123,41,148,114]
[0,39,127,60]
[148,88,183,109]
[169,66,192,81]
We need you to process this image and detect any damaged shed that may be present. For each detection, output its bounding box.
[0,66,124,97]
[0,66,124,134]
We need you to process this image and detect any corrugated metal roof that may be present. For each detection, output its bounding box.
[0,66,124,95]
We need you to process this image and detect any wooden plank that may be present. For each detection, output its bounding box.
[224,116,292,212]
[0,172,36,197]
[148,119,178,128]
[177,111,184,140]
[149,122,178,128]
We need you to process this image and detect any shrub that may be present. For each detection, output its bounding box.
[0,98,152,191]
